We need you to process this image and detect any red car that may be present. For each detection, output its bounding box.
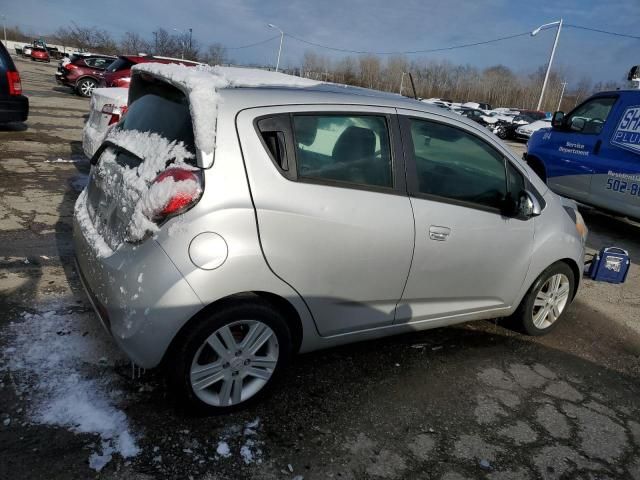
[100,55,201,88]
[30,47,50,63]
[55,54,116,97]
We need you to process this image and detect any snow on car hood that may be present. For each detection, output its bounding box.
[131,64,322,167]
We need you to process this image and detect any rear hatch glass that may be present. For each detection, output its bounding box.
[82,80,197,251]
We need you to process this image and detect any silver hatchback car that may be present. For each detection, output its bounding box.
[74,65,588,413]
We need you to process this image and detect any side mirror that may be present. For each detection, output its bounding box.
[517,190,542,218]
[551,111,565,129]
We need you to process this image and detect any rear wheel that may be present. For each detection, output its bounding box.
[76,78,97,97]
[167,300,292,415]
[509,262,575,336]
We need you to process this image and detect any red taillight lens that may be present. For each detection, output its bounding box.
[7,71,22,96]
[101,104,128,125]
[148,168,202,220]
[64,63,78,70]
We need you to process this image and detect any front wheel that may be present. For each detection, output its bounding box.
[76,78,97,97]
[509,262,575,336]
[167,300,292,415]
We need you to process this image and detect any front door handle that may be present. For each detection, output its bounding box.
[429,225,451,241]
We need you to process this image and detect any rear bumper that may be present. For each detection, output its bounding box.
[0,95,29,123]
[82,118,107,158]
[73,216,204,368]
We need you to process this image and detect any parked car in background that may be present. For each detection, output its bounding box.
[82,87,128,157]
[516,118,552,141]
[492,114,536,140]
[22,45,33,57]
[463,101,492,112]
[100,55,201,88]
[0,41,28,123]
[30,47,50,63]
[56,54,116,97]
[74,64,587,414]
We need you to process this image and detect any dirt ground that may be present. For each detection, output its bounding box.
[1,58,639,480]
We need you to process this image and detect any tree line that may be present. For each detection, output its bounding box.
[6,24,622,111]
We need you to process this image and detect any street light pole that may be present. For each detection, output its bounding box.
[399,72,406,95]
[173,28,186,59]
[531,19,563,111]
[268,23,284,72]
[557,81,568,111]
[152,31,158,54]
[0,15,6,45]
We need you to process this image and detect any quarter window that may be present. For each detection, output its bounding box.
[292,115,393,188]
[408,119,509,209]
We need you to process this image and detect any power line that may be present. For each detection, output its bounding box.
[226,35,280,49]
[283,23,640,56]
[284,31,532,55]
[565,24,640,40]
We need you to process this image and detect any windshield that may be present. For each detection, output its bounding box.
[106,57,135,73]
[118,81,196,160]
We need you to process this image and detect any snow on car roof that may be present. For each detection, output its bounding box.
[131,64,328,164]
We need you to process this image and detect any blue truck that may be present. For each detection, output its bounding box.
[525,85,640,221]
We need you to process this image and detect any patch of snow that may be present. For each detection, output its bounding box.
[74,129,199,257]
[216,441,231,458]
[2,302,140,471]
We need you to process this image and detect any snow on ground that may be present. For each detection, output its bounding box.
[216,417,264,465]
[1,301,140,471]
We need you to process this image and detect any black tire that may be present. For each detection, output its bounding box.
[497,129,507,140]
[508,262,575,336]
[167,299,293,415]
[76,78,97,97]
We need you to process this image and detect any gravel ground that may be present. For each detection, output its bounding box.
[1,57,639,480]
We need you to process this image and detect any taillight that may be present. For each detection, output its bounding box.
[7,71,22,95]
[145,168,203,221]
[101,104,128,125]
[64,63,78,70]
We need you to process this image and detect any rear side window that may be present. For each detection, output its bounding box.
[407,119,508,209]
[106,58,134,73]
[119,80,195,160]
[0,42,16,70]
[291,115,393,188]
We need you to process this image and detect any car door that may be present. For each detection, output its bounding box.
[589,99,640,219]
[396,111,534,323]
[236,106,414,336]
[540,95,619,202]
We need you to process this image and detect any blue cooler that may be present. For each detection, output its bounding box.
[586,247,630,284]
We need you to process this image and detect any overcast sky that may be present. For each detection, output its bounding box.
[4,0,638,83]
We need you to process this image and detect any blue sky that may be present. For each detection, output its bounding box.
[4,0,638,84]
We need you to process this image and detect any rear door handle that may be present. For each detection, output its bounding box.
[429,225,451,241]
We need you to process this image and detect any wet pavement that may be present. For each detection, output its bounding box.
[0,57,639,480]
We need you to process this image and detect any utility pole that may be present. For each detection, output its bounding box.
[152,31,158,54]
[188,28,192,51]
[268,24,284,72]
[399,72,406,95]
[557,81,568,111]
[531,19,563,111]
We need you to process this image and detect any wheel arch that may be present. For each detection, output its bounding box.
[162,291,304,367]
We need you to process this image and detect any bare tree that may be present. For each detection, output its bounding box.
[120,32,151,55]
[203,43,227,65]
[53,24,117,54]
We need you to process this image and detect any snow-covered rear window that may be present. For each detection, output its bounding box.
[119,79,196,163]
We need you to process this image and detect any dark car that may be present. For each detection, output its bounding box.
[0,41,28,123]
[461,108,488,124]
[56,54,116,97]
[100,55,200,88]
[30,47,50,63]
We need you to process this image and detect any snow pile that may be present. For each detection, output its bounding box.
[132,63,322,158]
[215,417,263,464]
[1,303,140,471]
[74,129,199,257]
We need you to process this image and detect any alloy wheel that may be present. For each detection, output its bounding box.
[80,80,96,97]
[532,273,570,329]
[189,320,279,407]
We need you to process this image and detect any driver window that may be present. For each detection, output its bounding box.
[566,97,617,135]
[408,119,507,210]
